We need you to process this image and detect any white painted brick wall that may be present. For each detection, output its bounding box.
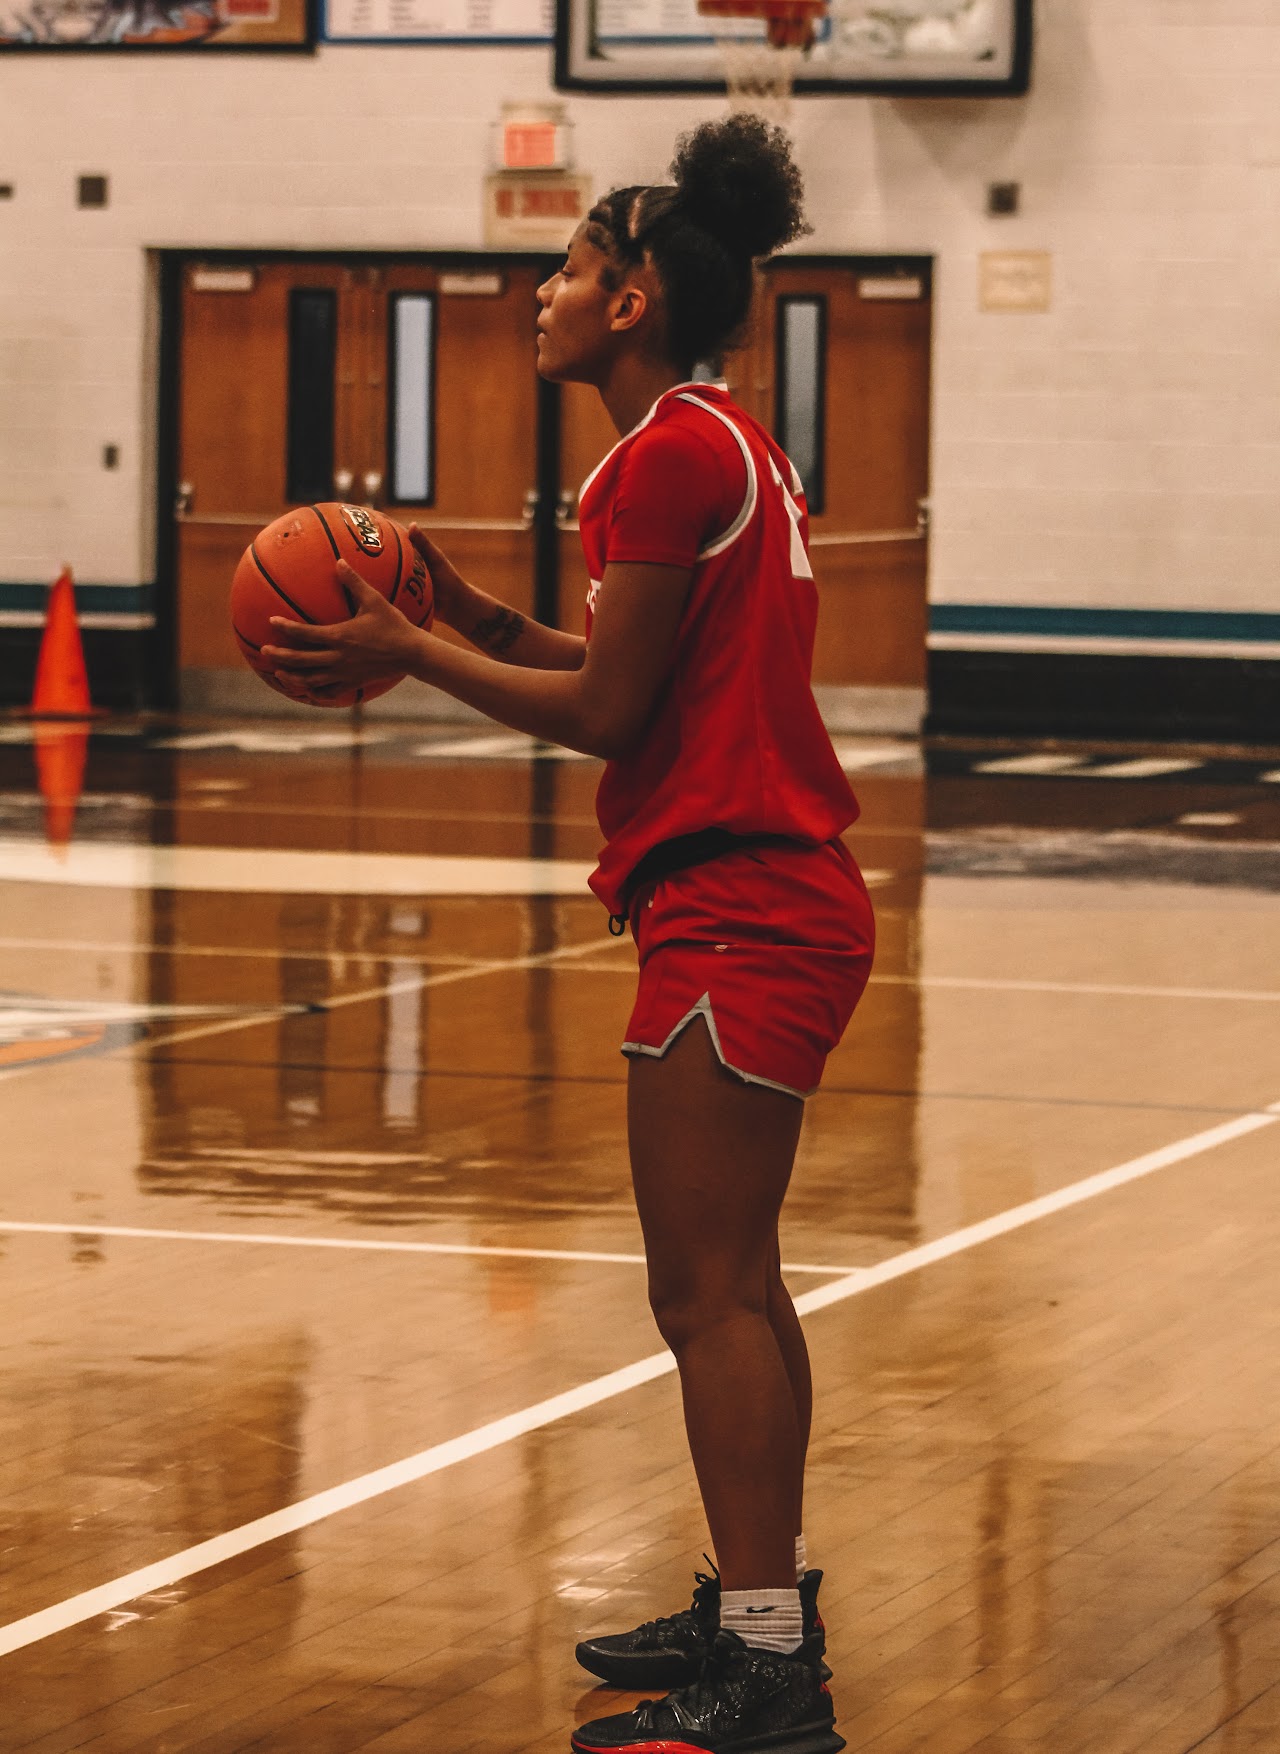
[0,0,1276,616]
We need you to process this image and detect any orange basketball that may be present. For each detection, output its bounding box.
[230,502,433,707]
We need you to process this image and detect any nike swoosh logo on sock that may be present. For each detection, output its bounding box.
[744,1606,777,1614]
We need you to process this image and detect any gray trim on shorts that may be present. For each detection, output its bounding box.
[621,991,813,1102]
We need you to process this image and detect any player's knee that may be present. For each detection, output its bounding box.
[647,1273,768,1352]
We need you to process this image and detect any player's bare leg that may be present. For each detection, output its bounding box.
[627,1016,806,1591]
[766,1229,812,1539]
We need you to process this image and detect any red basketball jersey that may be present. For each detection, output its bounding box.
[580,381,859,917]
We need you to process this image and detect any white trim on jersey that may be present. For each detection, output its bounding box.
[675,391,759,560]
[576,379,720,507]
[767,454,815,581]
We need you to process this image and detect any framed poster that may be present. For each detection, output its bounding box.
[555,0,1031,96]
[323,0,550,44]
[0,0,314,50]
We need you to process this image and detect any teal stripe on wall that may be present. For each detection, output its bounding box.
[4,589,1277,645]
[930,605,1280,642]
[0,582,152,614]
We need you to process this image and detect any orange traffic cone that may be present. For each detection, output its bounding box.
[34,722,89,851]
[28,568,98,718]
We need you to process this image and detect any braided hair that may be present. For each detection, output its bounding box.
[586,114,810,372]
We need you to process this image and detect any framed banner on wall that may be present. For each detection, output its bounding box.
[0,0,314,50]
[323,0,550,45]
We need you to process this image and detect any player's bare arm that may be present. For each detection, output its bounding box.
[410,525,585,672]
[264,556,692,760]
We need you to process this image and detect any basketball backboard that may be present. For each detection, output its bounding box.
[554,0,1031,96]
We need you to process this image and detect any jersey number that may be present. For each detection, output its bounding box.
[768,457,814,581]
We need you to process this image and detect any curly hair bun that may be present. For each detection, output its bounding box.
[670,113,809,263]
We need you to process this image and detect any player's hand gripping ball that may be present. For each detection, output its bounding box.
[230,503,433,707]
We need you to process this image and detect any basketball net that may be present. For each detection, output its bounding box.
[697,0,826,123]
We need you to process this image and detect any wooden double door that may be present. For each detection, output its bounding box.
[174,258,545,704]
[172,254,930,711]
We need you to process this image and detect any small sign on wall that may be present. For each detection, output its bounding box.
[858,276,923,301]
[439,271,506,296]
[484,173,592,248]
[504,122,560,168]
[492,102,574,171]
[980,250,1052,313]
[190,266,257,292]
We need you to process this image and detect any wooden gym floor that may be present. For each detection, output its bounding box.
[1,719,1279,1753]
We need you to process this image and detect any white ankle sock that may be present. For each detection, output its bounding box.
[720,1587,804,1656]
[794,1534,807,1583]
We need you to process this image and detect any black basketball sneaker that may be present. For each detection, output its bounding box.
[575,1565,829,1689]
[570,1628,845,1754]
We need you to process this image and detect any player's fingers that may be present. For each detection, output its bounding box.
[407,524,455,577]
[278,664,338,687]
[271,672,313,699]
[407,523,440,560]
[335,559,383,611]
[267,617,347,647]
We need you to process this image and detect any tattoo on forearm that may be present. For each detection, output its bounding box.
[471,606,526,655]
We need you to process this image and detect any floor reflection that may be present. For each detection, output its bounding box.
[3,719,1280,1751]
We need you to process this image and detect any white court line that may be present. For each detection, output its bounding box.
[1087,757,1202,780]
[8,936,1279,1007]
[973,754,1089,776]
[828,740,918,773]
[0,936,617,1083]
[0,936,498,964]
[0,840,595,897]
[870,973,1280,1004]
[527,963,1280,1006]
[0,1000,312,1029]
[0,1221,856,1278]
[152,730,394,752]
[793,1101,1278,1314]
[3,939,1279,1006]
[149,934,618,1052]
[409,732,594,761]
[0,1097,1275,1663]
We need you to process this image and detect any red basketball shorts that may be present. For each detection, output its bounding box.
[622,838,875,1100]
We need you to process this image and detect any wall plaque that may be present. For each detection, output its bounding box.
[980,250,1052,313]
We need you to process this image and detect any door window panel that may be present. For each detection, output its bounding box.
[389,293,436,505]
[286,289,337,505]
[775,296,827,514]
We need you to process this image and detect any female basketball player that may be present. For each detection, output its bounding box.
[264,114,873,1754]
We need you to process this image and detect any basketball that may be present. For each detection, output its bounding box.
[230,502,434,707]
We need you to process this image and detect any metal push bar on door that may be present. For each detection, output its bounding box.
[809,528,924,547]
